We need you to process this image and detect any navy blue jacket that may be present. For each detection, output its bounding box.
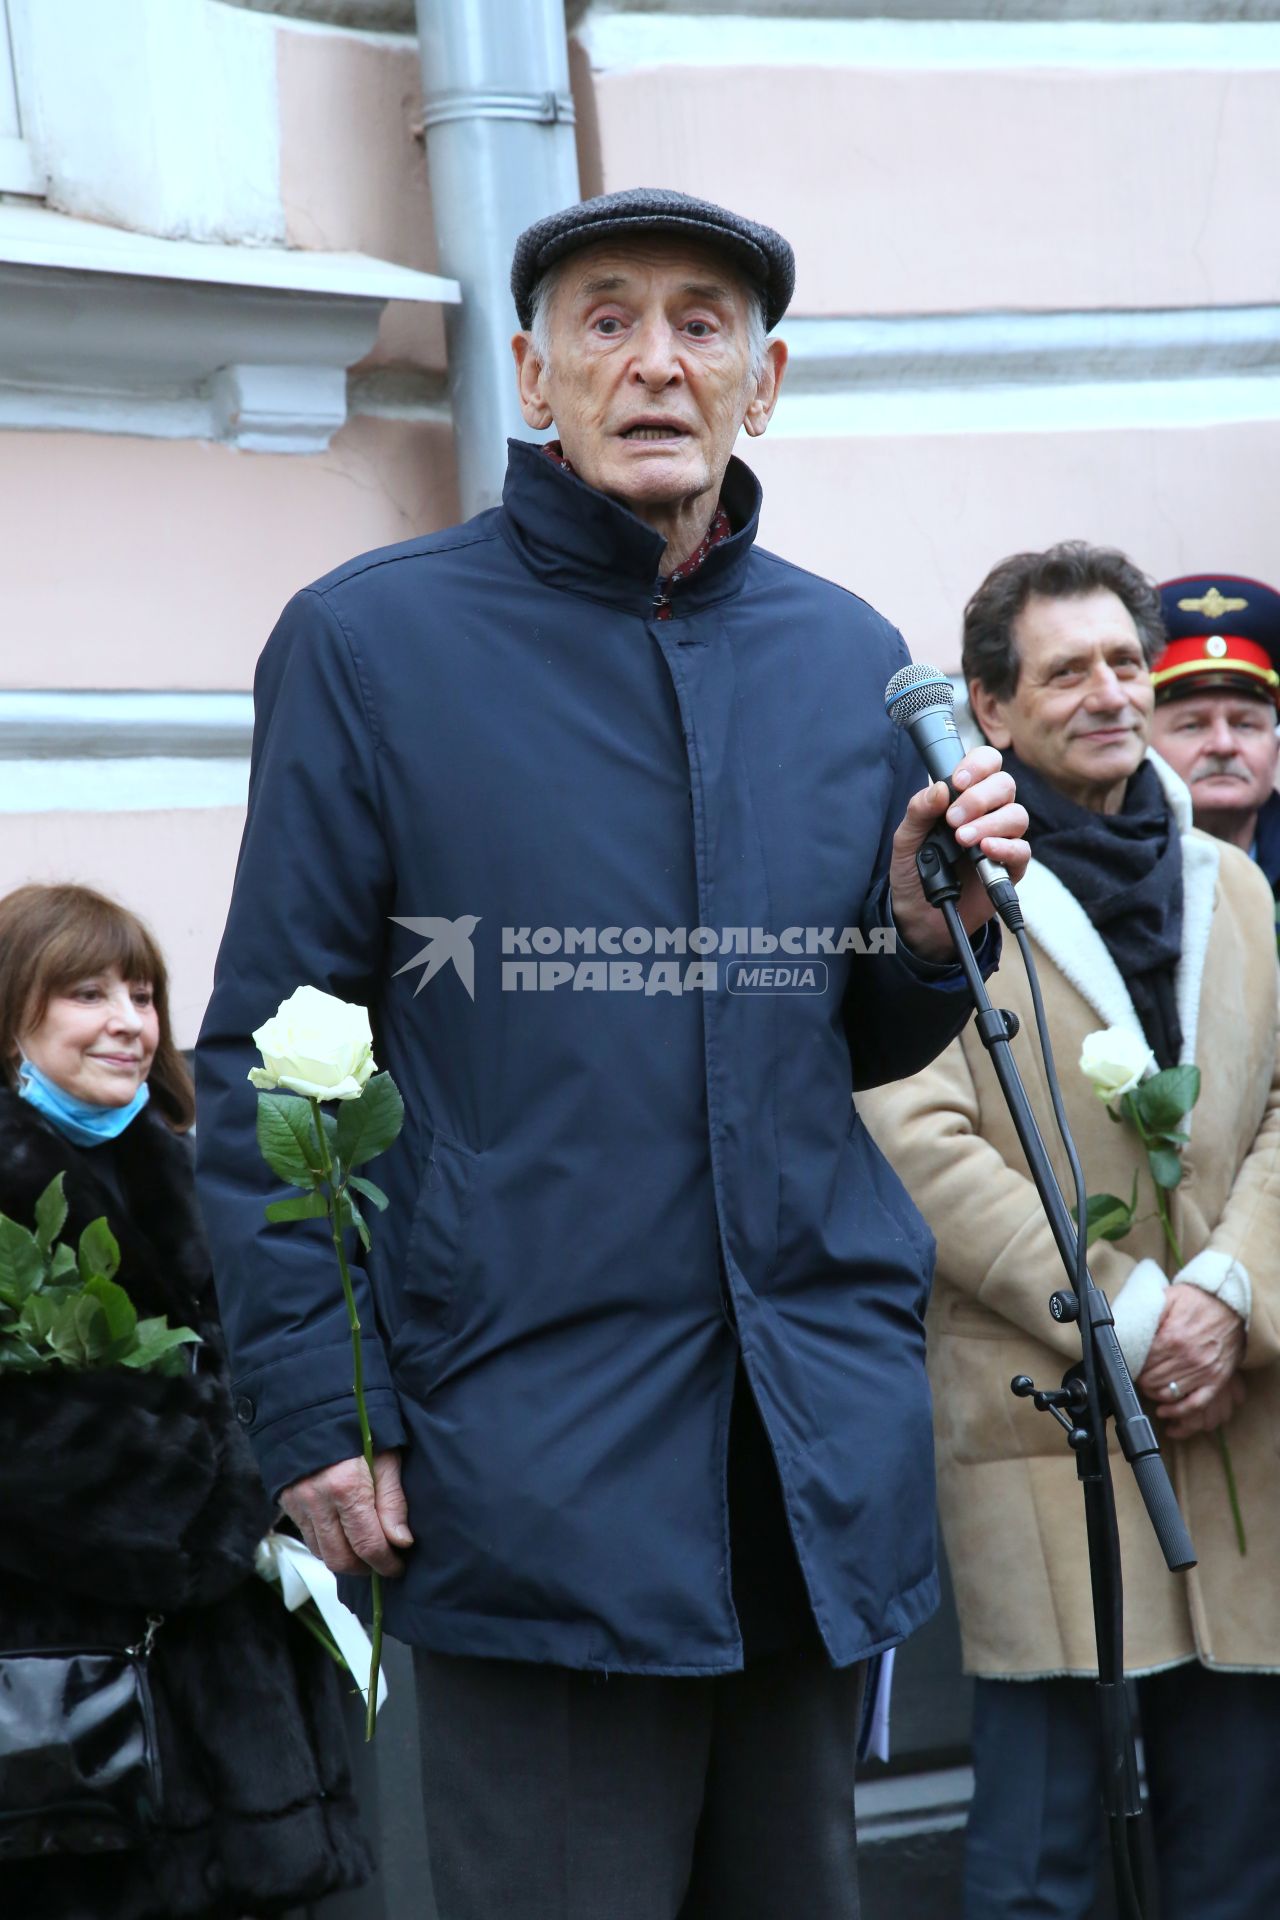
[195,442,994,1674]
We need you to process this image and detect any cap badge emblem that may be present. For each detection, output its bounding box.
[1205,636,1229,658]
[1179,587,1248,619]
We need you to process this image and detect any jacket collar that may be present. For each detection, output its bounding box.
[1017,749,1219,1095]
[498,437,762,617]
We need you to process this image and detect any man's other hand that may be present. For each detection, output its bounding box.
[889,746,1029,964]
[279,1448,413,1578]
[1139,1282,1246,1426]
[1157,1372,1246,1444]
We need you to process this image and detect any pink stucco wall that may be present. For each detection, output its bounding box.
[749,418,1280,670]
[277,23,446,374]
[0,809,245,1046]
[0,417,459,690]
[587,54,1280,317]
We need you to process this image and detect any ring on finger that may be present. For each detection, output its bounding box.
[1167,1379,1181,1401]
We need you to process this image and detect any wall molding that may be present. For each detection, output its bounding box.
[0,691,255,815]
[221,0,415,28]
[781,305,1280,393]
[580,12,1280,68]
[770,305,1280,438]
[0,758,250,814]
[0,691,254,760]
[0,205,459,450]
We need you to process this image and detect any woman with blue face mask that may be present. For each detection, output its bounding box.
[0,882,371,1919]
[16,945,162,1144]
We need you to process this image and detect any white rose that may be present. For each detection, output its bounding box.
[248,985,376,1102]
[1079,1026,1154,1102]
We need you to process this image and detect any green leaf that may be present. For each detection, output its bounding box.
[1148,1146,1184,1191]
[265,1192,330,1225]
[18,1293,58,1346]
[256,1093,327,1188]
[336,1192,372,1253]
[76,1217,120,1286]
[48,1243,78,1282]
[334,1073,404,1171]
[1132,1065,1201,1134]
[347,1174,389,1211]
[44,1298,86,1366]
[122,1320,201,1373]
[73,1292,112,1361]
[1074,1190,1137,1245]
[0,1215,45,1307]
[0,1338,48,1370]
[33,1174,68,1257]
[152,1342,198,1378]
[82,1275,138,1346]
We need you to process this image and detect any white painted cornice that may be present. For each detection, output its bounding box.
[780,308,1280,396]
[0,205,460,451]
[0,691,255,760]
[579,14,1280,70]
[0,690,255,814]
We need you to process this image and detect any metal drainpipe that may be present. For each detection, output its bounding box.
[414,0,580,518]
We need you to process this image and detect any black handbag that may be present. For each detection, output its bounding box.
[0,1613,164,1859]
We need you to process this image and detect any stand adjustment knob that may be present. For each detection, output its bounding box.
[1068,1426,1091,1452]
[1010,1374,1035,1397]
[1050,1290,1080,1323]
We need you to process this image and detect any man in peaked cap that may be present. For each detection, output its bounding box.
[1150,575,1280,904]
[196,187,1028,1919]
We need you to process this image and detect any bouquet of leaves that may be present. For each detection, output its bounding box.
[249,985,405,1740]
[1077,1027,1245,1554]
[0,1172,200,1375]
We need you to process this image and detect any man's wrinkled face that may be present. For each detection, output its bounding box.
[1150,689,1280,821]
[512,240,782,519]
[970,589,1154,813]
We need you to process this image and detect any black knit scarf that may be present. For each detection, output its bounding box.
[1007,751,1184,1068]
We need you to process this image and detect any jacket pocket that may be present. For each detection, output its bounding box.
[400,1128,477,1337]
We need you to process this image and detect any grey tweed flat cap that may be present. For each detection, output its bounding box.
[511,187,795,332]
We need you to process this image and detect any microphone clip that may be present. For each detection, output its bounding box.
[915,827,964,910]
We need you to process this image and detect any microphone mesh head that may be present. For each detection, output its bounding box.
[883,663,955,729]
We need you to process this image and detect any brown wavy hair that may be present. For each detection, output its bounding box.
[0,883,194,1131]
[962,539,1166,702]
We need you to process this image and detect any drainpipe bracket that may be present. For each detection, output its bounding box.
[422,88,576,131]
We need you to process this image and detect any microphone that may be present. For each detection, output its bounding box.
[884,662,1023,930]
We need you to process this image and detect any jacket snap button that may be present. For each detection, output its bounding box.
[234,1394,255,1424]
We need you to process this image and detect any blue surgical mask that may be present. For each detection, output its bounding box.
[17,1057,150,1147]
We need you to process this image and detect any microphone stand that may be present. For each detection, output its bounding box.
[914,831,1196,1920]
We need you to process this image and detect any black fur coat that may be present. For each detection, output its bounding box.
[0,1090,371,1919]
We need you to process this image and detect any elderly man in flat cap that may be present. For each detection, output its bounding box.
[195,188,1027,1919]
